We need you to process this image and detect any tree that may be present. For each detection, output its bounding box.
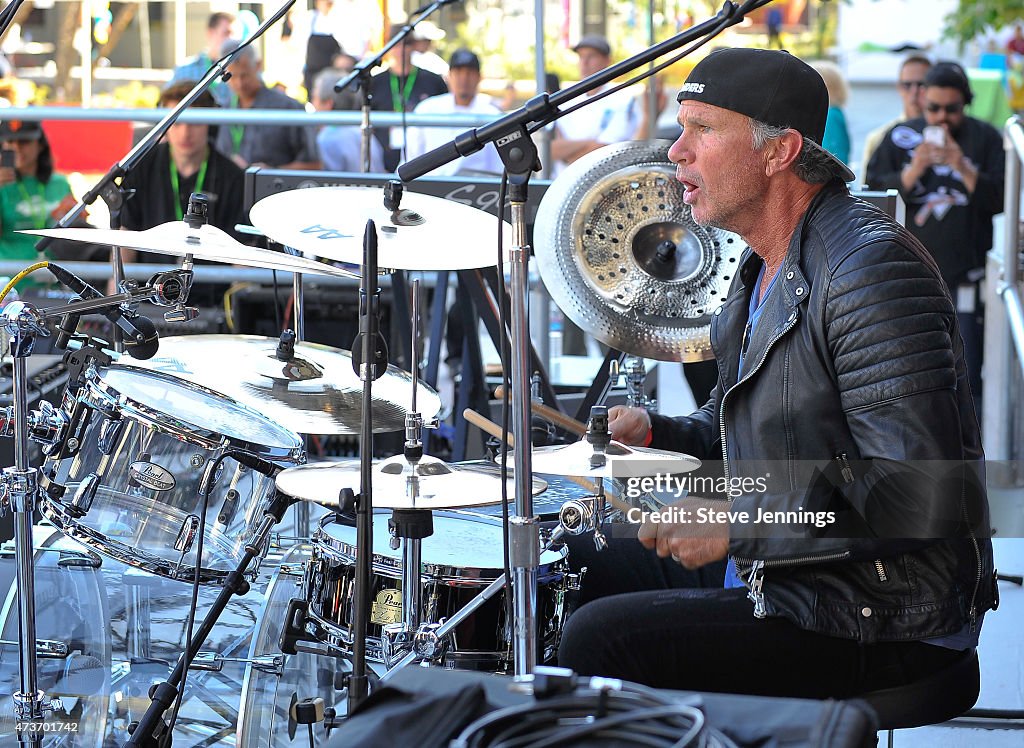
[942,0,1021,47]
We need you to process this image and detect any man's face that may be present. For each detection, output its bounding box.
[164,98,209,158]
[448,66,480,104]
[898,61,930,118]
[667,101,771,235]
[922,85,966,135]
[208,19,233,54]
[225,56,262,100]
[577,47,610,79]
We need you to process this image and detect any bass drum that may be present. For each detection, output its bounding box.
[0,527,110,747]
[237,546,351,748]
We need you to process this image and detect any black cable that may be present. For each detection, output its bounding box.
[307,722,315,748]
[495,171,514,655]
[271,268,282,332]
[158,450,229,747]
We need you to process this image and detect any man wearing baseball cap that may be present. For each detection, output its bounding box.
[404,48,503,176]
[551,35,641,174]
[559,48,994,706]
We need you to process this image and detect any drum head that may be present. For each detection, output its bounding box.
[238,546,351,748]
[96,366,302,455]
[0,528,110,747]
[316,512,566,580]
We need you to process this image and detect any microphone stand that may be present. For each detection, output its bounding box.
[396,0,771,678]
[32,0,297,347]
[333,0,452,173]
[348,220,382,712]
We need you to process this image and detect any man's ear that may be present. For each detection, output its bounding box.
[764,129,804,177]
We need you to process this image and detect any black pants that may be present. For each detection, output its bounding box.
[558,533,964,699]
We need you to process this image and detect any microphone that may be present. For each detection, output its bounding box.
[229,449,283,478]
[47,263,159,360]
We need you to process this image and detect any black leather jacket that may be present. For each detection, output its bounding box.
[649,182,996,643]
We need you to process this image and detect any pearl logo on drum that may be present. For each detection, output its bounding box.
[128,461,176,492]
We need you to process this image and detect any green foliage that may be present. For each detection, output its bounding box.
[942,0,1023,47]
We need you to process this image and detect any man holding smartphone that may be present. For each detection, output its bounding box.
[866,61,1004,408]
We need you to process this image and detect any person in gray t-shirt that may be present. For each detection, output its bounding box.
[214,40,320,169]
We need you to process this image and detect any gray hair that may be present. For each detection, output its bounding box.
[221,38,259,64]
[749,119,837,184]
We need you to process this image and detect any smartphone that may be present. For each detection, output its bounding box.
[922,125,945,147]
[0,150,13,169]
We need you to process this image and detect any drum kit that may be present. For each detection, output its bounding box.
[0,138,743,746]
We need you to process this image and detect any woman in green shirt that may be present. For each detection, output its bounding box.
[0,119,76,262]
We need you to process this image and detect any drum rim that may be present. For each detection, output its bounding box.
[37,492,259,585]
[86,365,305,459]
[310,513,567,581]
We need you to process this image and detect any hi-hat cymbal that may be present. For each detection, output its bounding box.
[248,186,511,270]
[23,223,357,278]
[275,456,547,510]
[527,439,700,480]
[128,334,441,435]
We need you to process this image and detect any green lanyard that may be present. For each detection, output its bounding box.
[169,157,208,221]
[229,92,245,154]
[15,178,47,230]
[389,67,419,112]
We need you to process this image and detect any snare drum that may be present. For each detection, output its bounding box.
[304,513,570,671]
[39,365,304,584]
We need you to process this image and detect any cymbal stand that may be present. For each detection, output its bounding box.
[1,303,56,747]
[376,523,571,680]
[610,357,657,411]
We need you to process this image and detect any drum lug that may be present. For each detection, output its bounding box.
[381,623,414,668]
[67,473,100,518]
[0,638,70,659]
[96,415,124,455]
[172,514,202,577]
[189,651,224,672]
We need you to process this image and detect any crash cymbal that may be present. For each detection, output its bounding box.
[23,223,356,278]
[527,439,700,480]
[128,334,441,435]
[275,456,547,510]
[533,140,748,362]
[248,186,511,270]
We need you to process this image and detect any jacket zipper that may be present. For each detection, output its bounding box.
[873,560,888,583]
[718,311,800,484]
[959,485,983,633]
[735,551,852,618]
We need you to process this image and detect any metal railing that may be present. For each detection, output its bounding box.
[983,115,1024,479]
[0,105,503,128]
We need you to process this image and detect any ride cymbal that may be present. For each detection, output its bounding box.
[23,223,356,278]
[533,140,748,361]
[129,334,441,435]
[249,186,511,270]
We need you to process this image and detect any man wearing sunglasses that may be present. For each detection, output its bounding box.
[866,61,1004,409]
[859,54,931,180]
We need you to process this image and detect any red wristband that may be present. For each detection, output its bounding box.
[642,425,653,447]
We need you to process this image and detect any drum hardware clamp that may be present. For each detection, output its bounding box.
[609,357,657,412]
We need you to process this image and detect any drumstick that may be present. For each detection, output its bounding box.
[492,385,587,436]
[462,408,633,515]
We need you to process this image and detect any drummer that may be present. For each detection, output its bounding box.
[558,49,995,702]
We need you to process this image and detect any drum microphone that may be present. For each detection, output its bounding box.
[47,263,160,360]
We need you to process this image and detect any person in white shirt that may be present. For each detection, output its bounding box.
[404,49,504,177]
[311,68,385,173]
[551,35,641,173]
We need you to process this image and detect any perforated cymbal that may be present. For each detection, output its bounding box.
[23,223,356,278]
[533,140,748,361]
[129,335,440,435]
[248,186,511,270]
